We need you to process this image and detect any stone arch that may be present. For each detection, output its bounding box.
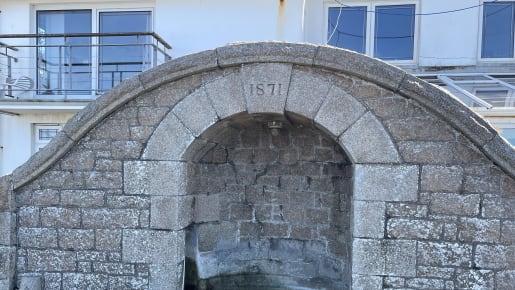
[128,62,420,288]
[3,42,514,290]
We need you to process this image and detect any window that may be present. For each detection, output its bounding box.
[37,10,92,95]
[328,6,367,54]
[33,124,62,152]
[327,2,416,61]
[36,9,153,95]
[482,1,515,58]
[99,11,152,91]
[500,128,515,145]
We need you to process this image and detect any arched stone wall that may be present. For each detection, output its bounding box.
[0,43,513,289]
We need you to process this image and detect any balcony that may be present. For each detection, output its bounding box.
[0,32,171,114]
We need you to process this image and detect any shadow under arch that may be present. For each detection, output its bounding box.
[183,112,352,289]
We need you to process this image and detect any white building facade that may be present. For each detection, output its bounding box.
[0,0,514,175]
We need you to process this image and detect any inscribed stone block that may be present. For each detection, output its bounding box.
[241,63,292,114]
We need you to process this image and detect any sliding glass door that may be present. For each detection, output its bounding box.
[37,10,92,95]
[98,11,152,92]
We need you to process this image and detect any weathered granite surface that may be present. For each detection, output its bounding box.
[0,42,513,289]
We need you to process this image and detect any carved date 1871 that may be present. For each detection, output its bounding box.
[250,83,283,96]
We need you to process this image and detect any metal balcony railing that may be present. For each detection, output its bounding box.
[0,32,172,100]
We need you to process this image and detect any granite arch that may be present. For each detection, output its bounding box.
[1,42,513,289]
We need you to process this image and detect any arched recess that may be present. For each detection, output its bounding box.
[124,62,420,288]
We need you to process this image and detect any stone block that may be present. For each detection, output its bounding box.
[385,116,456,141]
[385,240,417,276]
[58,229,95,250]
[122,229,184,264]
[18,275,41,290]
[31,189,59,206]
[197,222,237,252]
[205,72,246,119]
[17,207,39,228]
[95,229,122,251]
[195,194,220,223]
[339,112,401,163]
[85,171,123,189]
[142,112,196,160]
[456,269,494,290]
[27,249,76,271]
[18,228,57,249]
[475,245,515,269]
[61,190,105,207]
[458,218,500,242]
[109,276,148,289]
[151,195,193,230]
[314,45,406,91]
[150,262,184,290]
[40,207,81,228]
[387,218,443,240]
[353,165,419,202]
[398,74,496,147]
[417,242,472,267]
[82,209,140,229]
[315,85,365,138]
[124,161,188,196]
[353,201,385,238]
[93,262,134,275]
[429,193,480,216]
[352,274,382,290]
[286,67,332,119]
[241,63,292,114]
[0,212,14,245]
[421,165,463,192]
[62,273,108,289]
[352,239,416,277]
[501,221,515,243]
[482,197,515,218]
[216,42,317,67]
[386,203,428,218]
[0,246,15,279]
[398,141,454,164]
[406,277,445,289]
[0,176,11,210]
[172,88,219,137]
[496,270,515,290]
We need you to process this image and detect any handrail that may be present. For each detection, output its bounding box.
[0,32,172,50]
[0,32,172,99]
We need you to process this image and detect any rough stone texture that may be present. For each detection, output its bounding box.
[241,63,292,114]
[339,112,401,163]
[353,164,419,201]
[315,85,365,138]
[172,88,219,137]
[3,43,514,289]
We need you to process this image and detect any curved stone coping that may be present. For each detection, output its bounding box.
[5,41,514,190]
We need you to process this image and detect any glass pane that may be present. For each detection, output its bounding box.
[475,89,510,107]
[99,11,152,92]
[328,6,367,54]
[500,128,515,145]
[374,5,415,60]
[37,10,92,95]
[482,2,515,58]
[39,128,59,140]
